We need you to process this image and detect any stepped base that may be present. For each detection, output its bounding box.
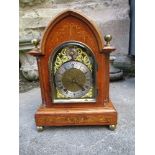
[35,101,117,127]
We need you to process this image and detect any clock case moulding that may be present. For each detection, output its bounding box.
[28,10,117,131]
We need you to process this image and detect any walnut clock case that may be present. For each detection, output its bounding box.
[28,10,117,131]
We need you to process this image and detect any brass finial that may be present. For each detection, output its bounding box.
[31,38,39,48]
[104,34,112,46]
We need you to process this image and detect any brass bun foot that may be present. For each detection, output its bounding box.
[36,126,44,132]
[109,125,116,131]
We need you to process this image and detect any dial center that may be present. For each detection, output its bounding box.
[62,68,86,92]
[72,79,76,83]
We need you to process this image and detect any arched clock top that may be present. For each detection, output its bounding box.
[40,10,104,56]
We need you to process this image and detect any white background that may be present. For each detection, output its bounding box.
[0,0,155,154]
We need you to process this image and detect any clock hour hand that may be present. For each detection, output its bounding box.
[72,79,85,91]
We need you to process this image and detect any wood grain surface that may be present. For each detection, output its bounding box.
[29,10,117,127]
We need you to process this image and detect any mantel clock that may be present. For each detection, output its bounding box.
[29,10,117,131]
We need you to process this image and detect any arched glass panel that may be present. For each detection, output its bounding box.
[49,41,97,103]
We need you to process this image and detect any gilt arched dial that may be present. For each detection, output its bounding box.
[50,41,96,103]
